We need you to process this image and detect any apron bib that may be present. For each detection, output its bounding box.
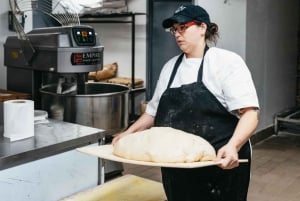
[154,47,251,201]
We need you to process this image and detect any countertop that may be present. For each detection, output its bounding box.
[0,119,105,170]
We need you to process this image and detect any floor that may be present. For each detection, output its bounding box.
[120,133,300,201]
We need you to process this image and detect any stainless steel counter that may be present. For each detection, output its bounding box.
[0,119,105,170]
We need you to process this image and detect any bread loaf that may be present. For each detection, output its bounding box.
[88,71,97,80]
[88,62,118,81]
[113,127,216,163]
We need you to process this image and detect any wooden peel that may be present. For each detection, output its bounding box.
[77,145,248,168]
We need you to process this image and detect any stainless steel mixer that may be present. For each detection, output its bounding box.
[4,25,104,104]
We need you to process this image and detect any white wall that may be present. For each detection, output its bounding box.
[246,0,299,129]
[196,0,246,58]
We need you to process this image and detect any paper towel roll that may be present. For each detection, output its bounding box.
[4,99,34,141]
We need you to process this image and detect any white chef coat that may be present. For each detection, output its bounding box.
[146,47,259,117]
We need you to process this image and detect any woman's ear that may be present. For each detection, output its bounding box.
[198,22,207,36]
[199,22,207,29]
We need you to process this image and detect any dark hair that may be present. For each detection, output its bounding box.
[205,22,219,44]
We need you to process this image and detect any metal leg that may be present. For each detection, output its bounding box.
[98,136,106,185]
[98,158,105,185]
[274,116,278,135]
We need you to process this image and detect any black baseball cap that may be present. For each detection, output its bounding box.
[162,5,211,28]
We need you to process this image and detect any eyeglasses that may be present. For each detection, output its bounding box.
[166,21,198,35]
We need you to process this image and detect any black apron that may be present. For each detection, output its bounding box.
[154,46,251,201]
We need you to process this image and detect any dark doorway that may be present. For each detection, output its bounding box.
[146,0,194,99]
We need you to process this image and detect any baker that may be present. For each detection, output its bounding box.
[113,4,259,201]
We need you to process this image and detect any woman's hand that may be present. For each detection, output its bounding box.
[112,131,131,145]
[112,113,155,145]
[215,143,239,169]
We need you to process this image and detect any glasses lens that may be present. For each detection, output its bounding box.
[177,24,186,33]
[166,21,197,35]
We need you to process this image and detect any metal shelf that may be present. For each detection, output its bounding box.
[80,12,146,121]
[274,107,300,134]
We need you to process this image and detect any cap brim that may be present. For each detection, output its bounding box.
[162,15,193,28]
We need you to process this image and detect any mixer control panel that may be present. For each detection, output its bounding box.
[72,27,96,46]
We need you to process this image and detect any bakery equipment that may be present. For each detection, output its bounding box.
[274,107,300,134]
[4,25,104,107]
[5,0,104,107]
[77,145,249,168]
[3,0,129,133]
[40,82,129,135]
[4,0,128,177]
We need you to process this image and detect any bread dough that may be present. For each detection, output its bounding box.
[113,127,216,163]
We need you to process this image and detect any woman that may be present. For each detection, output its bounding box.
[113,4,259,201]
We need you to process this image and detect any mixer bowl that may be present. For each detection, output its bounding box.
[40,82,129,135]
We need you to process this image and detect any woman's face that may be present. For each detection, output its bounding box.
[172,22,206,56]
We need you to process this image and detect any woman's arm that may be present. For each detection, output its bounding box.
[112,113,155,145]
[216,107,259,169]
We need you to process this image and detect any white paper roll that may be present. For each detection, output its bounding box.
[4,99,34,141]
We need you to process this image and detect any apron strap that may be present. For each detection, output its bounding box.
[197,45,210,82]
[167,53,184,89]
[167,45,210,89]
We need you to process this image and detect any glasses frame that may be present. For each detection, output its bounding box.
[166,21,199,35]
